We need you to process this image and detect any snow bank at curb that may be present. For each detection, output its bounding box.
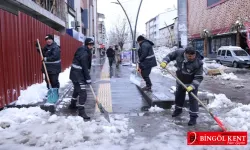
[0,107,133,150]
[16,67,71,105]
[208,94,250,131]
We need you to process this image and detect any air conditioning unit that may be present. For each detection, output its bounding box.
[75,21,80,27]
[71,21,81,28]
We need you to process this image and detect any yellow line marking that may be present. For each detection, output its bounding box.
[96,58,113,112]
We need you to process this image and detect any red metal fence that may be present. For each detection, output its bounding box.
[0,9,82,108]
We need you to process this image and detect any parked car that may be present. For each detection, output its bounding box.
[216,46,250,68]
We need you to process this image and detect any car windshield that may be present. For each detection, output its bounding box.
[233,50,248,56]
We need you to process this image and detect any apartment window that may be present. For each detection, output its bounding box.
[207,0,227,8]
[67,0,74,9]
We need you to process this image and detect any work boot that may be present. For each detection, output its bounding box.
[141,86,152,92]
[68,99,77,110]
[172,109,183,117]
[188,117,197,126]
[78,106,90,120]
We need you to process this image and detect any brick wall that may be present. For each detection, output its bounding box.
[188,0,250,37]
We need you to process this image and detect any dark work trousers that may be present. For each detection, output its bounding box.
[45,73,60,89]
[72,82,87,106]
[141,68,152,87]
[175,83,199,118]
[108,57,114,67]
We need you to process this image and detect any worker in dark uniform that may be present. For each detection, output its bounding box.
[36,34,61,94]
[68,38,94,120]
[137,35,157,91]
[160,46,204,126]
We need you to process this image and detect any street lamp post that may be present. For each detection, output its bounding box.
[112,0,143,63]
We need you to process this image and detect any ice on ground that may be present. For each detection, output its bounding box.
[16,67,71,105]
[218,72,239,80]
[148,105,164,113]
[0,107,132,150]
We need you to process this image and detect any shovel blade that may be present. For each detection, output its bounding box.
[214,116,227,132]
[130,73,142,86]
[47,88,59,104]
[98,103,110,123]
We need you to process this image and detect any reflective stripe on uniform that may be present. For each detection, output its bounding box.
[189,110,199,114]
[72,64,82,69]
[175,105,183,109]
[44,59,61,64]
[72,98,77,100]
[80,84,86,89]
[193,80,200,85]
[146,54,155,59]
[77,104,85,107]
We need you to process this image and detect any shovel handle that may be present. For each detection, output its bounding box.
[37,39,52,89]
[89,85,99,104]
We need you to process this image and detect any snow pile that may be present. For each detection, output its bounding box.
[153,46,177,72]
[208,94,234,108]
[0,107,133,150]
[15,83,48,105]
[59,67,71,88]
[218,72,239,80]
[203,60,226,69]
[16,67,71,105]
[148,105,165,113]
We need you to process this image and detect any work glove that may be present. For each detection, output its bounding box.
[86,79,92,84]
[160,62,167,68]
[186,86,194,92]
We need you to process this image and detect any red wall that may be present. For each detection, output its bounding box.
[0,9,82,108]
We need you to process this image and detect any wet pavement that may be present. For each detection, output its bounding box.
[56,58,148,118]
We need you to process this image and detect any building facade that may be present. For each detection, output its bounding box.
[0,0,66,31]
[188,0,250,57]
[146,9,177,47]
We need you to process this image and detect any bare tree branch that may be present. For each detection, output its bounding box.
[108,17,129,50]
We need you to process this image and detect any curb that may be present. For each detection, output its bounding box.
[136,85,211,110]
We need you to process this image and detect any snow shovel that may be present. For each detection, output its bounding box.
[163,67,227,132]
[89,85,110,123]
[37,39,59,104]
[130,63,143,86]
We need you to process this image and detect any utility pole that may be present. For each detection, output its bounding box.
[177,0,188,48]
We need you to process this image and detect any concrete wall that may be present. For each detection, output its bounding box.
[188,0,250,36]
[14,0,65,27]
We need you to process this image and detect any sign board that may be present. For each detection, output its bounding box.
[54,34,60,46]
[121,50,132,66]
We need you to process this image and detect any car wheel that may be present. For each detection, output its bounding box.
[233,62,238,68]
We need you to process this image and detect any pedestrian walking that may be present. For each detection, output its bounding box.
[68,38,94,120]
[36,34,61,94]
[160,46,204,126]
[106,46,115,67]
[137,35,157,91]
[114,45,121,68]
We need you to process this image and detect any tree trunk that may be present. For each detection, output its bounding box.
[204,36,208,57]
[236,29,241,47]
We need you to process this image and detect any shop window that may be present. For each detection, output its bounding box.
[207,0,227,8]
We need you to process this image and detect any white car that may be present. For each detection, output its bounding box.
[216,46,250,68]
